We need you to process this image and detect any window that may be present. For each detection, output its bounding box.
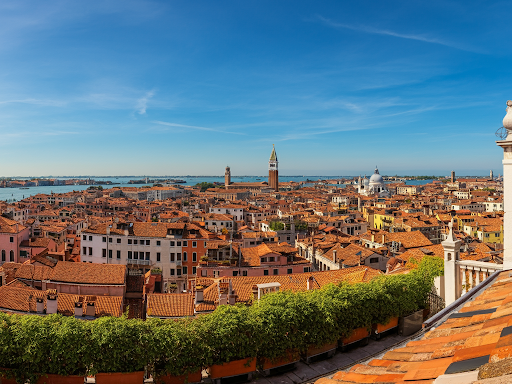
[83,235,86,240]
[177,269,182,276]
[108,250,112,259]
[102,249,106,258]
[177,241,181,246]
[128,239,132,245]
[146,252,150,260]
[182,266,188,275]
[102,237,106,243]
[1,250,4,262]
[201,270,207,277]
[192,252,197,262]
[128,251,132,259]
[134,252,138,260]
[268,257,275,262]
[273,269,278,275]
[287,268,292,274]
[242,270,247,276]
[177,253,182,261]
[170,269,175,276]
[192,241,197,248]
[183,252,187,262]
[183,241,188,247]
[134,240,138,245]
[369,257,379,264]
[9,237,13,243]
[204,241,207,247]
[192,266,196,274]
[146,240,150,245]
[117,250,121,259]
[157,252,161,262]
[108,238,112,243]
[89,247,92,256]
[264,269,269,276]
[170,241,175,246]
[170,253,175,262]
[233,271,238,276]
[156,240,161,246]
[89,236,92,241]
[117,238,121,244]
[303,267,310,273]
[9,251,13,262]
[83,247,86,255]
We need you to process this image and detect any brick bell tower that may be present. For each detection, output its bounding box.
[268,144,278,191]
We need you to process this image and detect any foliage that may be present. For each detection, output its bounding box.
[89,316,150,374]
[269,221,285,231]
[199,305,259,366]
[149,318,207,379]
[195,182,216,192]
[151,268,162,274]
[0,257,442,379]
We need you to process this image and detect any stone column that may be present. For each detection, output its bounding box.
[442,220,462,305]
[496,100,512,270]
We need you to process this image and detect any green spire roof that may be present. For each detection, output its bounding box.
[269,144,278,161]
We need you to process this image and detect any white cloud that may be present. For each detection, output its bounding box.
[135,90,155,115]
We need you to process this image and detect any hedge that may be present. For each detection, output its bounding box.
[0,256,442,383]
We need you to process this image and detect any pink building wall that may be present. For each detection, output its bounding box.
[0,228,30,264]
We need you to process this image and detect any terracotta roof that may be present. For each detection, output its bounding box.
[147,293,194,317]
[49,261,126,285]
[316,270,512,383]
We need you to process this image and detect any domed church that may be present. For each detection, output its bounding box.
[357,167,390,197]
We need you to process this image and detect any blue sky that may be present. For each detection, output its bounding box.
[0,0,510,177]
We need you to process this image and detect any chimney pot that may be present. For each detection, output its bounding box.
[74,302,83,317]
[86,302,96,317]
[46,294,58,314]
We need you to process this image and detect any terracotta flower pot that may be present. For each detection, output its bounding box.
[374,316,399,334]
[261,350,299,370]
[155,371,202,384]
[342,327,370,345]
[36,374,85,384]
[209,358,256,379]
[95,371,144,384]
[305,342,337,357]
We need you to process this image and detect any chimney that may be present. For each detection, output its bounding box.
[46,292,58,314]
[219,287,228,306]
[36,297,44,314]
[252,285,259,301]
[382,234,386,244]
[74,301,83,317]
[228,280,236,305]
[371,234,375,242]
[307,276,315,290]
[332,249,337,260]
[86,302,96,317]
[195,286,204,303]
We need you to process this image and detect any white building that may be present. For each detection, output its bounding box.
[356,167,390,197]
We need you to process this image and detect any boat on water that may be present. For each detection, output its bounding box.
[19,187,29,189]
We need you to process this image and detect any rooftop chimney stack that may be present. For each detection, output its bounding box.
[86,302,96,317]
[74,301,83,317]
[307,276,315,290]
[195,286,204,303]
[36,297,44,314]
[46,292,58,314]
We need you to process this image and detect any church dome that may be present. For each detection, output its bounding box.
[369,167,384,184]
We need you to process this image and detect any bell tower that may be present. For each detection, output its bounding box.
[225,166,231,188]
[268,144,278,192]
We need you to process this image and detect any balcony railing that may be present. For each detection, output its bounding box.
[127,259,151,266]
[457,260,503,295]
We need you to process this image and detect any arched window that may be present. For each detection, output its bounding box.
[9,250,14,262]
[447,252,452,261]
[1,250,4,262]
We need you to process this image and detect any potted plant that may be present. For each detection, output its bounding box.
[89,316,150,384]
[251,291,302,373]
[35,315,91,384]
[0,312,17,384]
[149,318,205,384]
[202,305,259,380]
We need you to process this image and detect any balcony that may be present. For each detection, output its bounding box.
[127,259,151,266]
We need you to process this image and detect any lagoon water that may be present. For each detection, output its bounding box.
[0,176,433,203]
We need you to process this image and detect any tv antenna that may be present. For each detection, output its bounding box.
[496,126,507,140]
